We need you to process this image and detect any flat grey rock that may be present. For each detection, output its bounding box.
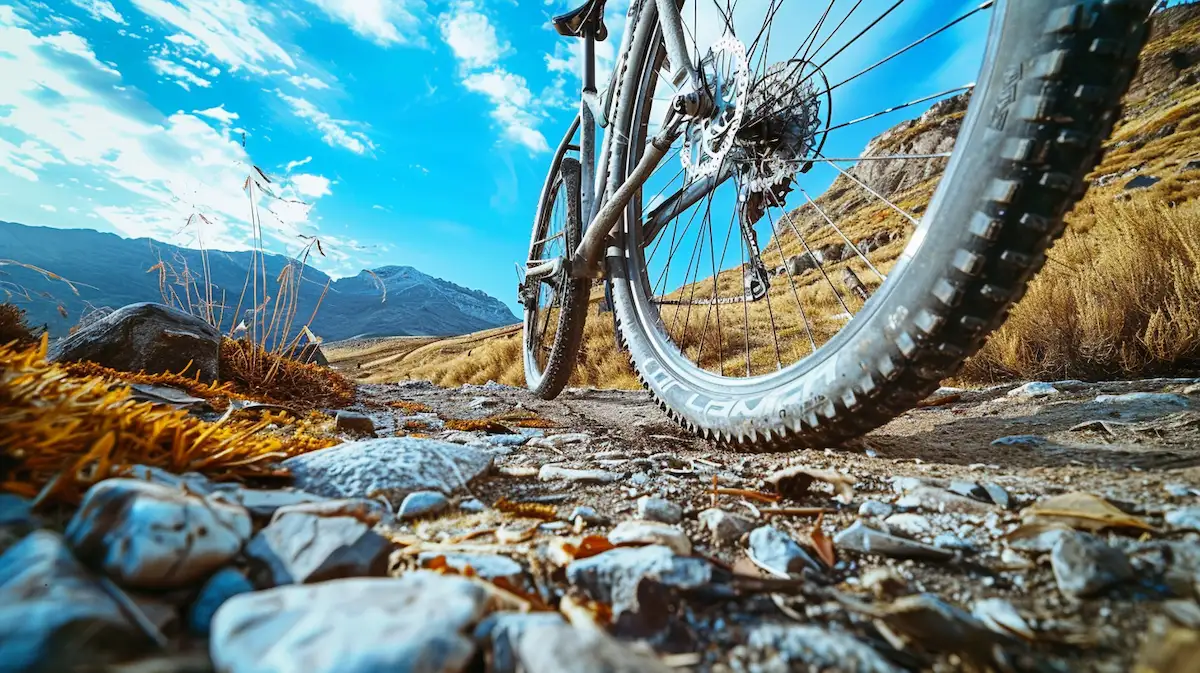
[283,437,493,506]
[698,508,755,545]
[608,520,691,555]
[488,434,529,447]
[222,488,330,520]
[47,302,221,382]
[567,545,711,636]
[990,435,1048,447]
[419,552,525,585]
[538,465,623,484]
[728,624,902,673]
[1051,531,1133,598]
[1006,382,1060,398]
[211,573,489,673]
[896,486,998,514]
[399,491,450,520]
[474,611,566,673]
[515,623,674,673]
[834,521,954,561]
[245,513,392,586]
[0,531,151,672]
[188,567,254,636]
[65,478,251,589]
[636,496,683,524]
[748,526,820,577]
[884,513,934,539]
[1090,392,1190,420]
[569,506,608,525]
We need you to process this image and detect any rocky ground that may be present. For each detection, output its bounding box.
[5,370,1200,673]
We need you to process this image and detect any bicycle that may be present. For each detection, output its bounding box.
[520,0,1156,451]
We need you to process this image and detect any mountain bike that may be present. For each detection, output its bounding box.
[520,0,1156,450]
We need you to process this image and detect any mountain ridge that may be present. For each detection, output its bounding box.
[0,220,518,340]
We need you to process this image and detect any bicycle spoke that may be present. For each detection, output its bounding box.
[823,1,994,95]
[798,186,887,282]
[815,150,919,226]
[764,209,818,354]
[768,189,853,318]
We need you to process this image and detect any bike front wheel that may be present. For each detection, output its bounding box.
[607,0,1155,449]
[523,145,589,400]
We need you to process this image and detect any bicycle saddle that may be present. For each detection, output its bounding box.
[552,0,608,41]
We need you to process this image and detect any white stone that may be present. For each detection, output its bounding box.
[1007,382,1060,398]
[211,574,489,673]
[608,520,692,555]
[636,496,682,524]
[283,437,493,507]
[66,478,251,589]
[884,513,934,539]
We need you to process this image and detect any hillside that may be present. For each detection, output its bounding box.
[329,3,1200,388]
[0,221,517,340]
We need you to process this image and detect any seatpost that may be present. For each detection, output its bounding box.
[579,26,597,233]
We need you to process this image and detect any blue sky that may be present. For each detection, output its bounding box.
[0,0,993,314]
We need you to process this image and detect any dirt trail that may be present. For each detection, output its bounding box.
[342,376,1200,671]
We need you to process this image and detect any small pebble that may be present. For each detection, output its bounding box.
[459,498,486,514]
[636,496,682,524]
[698,508,754,545]
[398,491,449,520]
[858,500,894,519]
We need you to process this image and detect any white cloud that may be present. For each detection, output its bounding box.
[439,2,506,69]
[276,90,376,155]
[0,21,335,262]
[42,31,120,75]
[194,104,239,125]
[149,56,211,89]
[70,0,126,24]
[290,173,331,198]
[130,0,296,74]
[437,3,547,154]
[39,204,57,212]
[287,73,330,90]
[285,156,313,172]
[463,71,549,153]
[302,0,425,46]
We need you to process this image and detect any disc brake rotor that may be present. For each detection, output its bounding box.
[681,35,750,180]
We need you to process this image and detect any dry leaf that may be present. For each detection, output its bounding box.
[809,513,836,568]
[547,535,615,566]
[494,497,558,521]
[1021,491,1154,533]
[767,466,856,504]
[973,598,1036,641]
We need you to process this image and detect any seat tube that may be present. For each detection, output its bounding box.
[579,27,597,232]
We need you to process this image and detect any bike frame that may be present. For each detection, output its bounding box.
[525,0,706,287]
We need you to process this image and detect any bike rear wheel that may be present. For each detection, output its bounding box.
[607,0,1155,449]
[523,151,589,400]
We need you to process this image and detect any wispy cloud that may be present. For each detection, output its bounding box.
[276,90,376,155]
[290,173,332,198]
[130,0,296,75]
[301,0,426,46]
[194,104,239,125]
[149,55,211,89]
[70,0,126,24]
[439,1,548,154]
[287,73,330,90]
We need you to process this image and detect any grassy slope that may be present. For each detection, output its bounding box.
[329,6,1200,388]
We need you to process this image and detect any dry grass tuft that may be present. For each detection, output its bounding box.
[0,336,338,504]
[0,303,37,348]
[960,197,1200,383]
[444,418,515,434]
[220,337,354,408]
[60,359,246,410]
[389,400,433,413]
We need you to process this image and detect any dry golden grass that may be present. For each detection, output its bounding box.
[961,197,1200,382]
[0,336,338,504]
[220,337,355,408]
[0,303,37,348]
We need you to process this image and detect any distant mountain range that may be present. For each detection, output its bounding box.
[0,221,518,340]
